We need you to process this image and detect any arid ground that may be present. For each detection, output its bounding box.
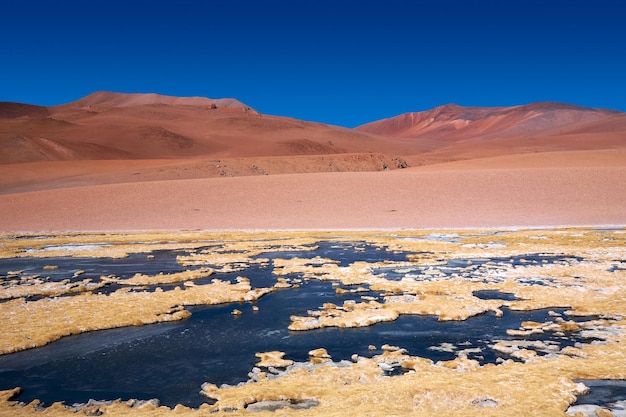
[0,93,625,231]
[0,93,625,416]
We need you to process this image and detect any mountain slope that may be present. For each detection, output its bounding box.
[58,91,253,110]
[355,102,621,142]
[1,94,624,194]
[0,91,426,165]
[0,102,50,118]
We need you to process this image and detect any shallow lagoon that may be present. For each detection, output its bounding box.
[0,231,623,407]
[0,240,601,408]
[0,288,584,408]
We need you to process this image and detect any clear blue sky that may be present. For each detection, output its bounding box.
[1,0,625,127]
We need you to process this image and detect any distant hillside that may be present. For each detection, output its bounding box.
[1,93,624,193]
[0,91,419,165]
[0,102,50,118]
[355,102,622,141]
[60,91,253,111]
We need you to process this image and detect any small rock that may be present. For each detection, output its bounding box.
[381,344,407,353]
[378,362,397,372]
[308,347,331,358]
[597,408,615,417]
[566,404,603,416]
[255,351,293,368]
[246,400,291,412]
[471,397,498,408]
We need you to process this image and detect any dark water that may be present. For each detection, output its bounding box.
[256,240,413,266]
[0,249,190,283]
[0,241,597,408]
[473,290,521,301]
[573,380,626,408]
[575,380,626,404]
[0,289,580,408]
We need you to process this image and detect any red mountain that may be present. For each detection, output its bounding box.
[1,93,625,230]
[0,91,422,164]
[1,93,624,194]
[355,102,622,141]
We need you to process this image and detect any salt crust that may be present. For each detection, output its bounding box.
[1,227,625,416]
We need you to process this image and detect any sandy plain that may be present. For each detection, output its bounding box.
[0,147,624,234]
[1,155,625,232]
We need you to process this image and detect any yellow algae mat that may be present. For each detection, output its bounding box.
[0,228,625,416]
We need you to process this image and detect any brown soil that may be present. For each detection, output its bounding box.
[0,161,624,232]
[0,93,624,232]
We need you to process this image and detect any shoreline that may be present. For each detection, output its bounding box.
[1,224,625,236]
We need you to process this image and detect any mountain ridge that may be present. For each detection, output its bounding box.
[54,91,256,112]
[355,102,622,142]
[0,91,420,166]
[1,92,624,193]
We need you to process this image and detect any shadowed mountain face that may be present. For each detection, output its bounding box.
[355,102,623,142]
[0,102,50,118]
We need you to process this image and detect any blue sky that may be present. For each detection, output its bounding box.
[1,0,625,127]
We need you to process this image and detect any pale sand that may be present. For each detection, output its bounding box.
[1,165,624,232]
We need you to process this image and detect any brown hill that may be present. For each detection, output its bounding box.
[61,91,251,110]
[1,94,624,230]
[355,103,626,167]
[0,92,439,192]
[0,91,429,165]
[1,94,624,197]
[355,102,621,141]
[0,102,50,118]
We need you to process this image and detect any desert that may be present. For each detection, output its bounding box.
[1,92,624,231]
[0,92,625,416]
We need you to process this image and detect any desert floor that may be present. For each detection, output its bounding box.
[1,150,625,232]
